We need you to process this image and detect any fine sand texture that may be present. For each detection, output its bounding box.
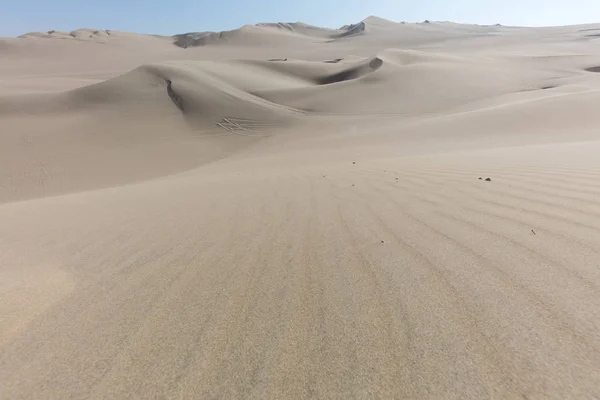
[3,16,600,399]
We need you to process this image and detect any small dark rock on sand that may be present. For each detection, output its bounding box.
[485,178,492,182]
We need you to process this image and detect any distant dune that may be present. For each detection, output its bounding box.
[15,15,513,48]
[3,16,600,400]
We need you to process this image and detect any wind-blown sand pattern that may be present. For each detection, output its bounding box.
[2,16,600,399]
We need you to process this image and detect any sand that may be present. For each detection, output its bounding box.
[2,16,600,399]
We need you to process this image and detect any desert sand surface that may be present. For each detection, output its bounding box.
[3,16,600,399]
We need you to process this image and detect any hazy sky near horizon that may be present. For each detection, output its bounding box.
[2,0,599,37]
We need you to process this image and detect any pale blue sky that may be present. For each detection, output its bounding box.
[2,0,600,37]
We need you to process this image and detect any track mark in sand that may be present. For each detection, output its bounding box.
[174,186,303,398]
[368,166,600,220]
[217,118,281,137]
[359,174,600,347]
[432,209,600,295]
[98,195,280,398]
[386,169,600,245]
[364,169,600,278]
[317,180,412,398]
[329,179,522,395]
[336,174,600,395]
[87,193,273,398]
[255,177,329,398]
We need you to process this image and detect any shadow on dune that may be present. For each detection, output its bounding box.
[165,80,184,111]
[316,57,383,85]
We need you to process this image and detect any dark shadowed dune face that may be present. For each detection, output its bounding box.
[316,57,383,85]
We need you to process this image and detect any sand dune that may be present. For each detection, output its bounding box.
[3,16,600,399]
